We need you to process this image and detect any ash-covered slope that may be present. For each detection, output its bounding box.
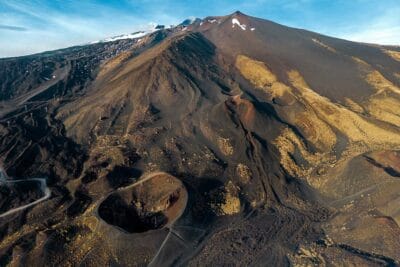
[1,12,400,266]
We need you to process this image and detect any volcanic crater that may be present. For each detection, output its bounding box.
[97,172,188,233]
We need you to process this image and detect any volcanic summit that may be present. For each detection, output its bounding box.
[1,11,400,266]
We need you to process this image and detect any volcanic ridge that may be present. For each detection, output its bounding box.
[0,11,400,266]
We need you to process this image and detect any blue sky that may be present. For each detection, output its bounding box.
[0,0,399,57]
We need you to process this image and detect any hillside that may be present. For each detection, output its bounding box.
[0,11,400,266]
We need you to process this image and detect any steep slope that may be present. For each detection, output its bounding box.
[197,12,400,102]
[0,12,400,266]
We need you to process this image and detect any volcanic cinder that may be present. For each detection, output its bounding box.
[1,11,400,266]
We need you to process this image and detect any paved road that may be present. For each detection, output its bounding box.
[0,175,51,219]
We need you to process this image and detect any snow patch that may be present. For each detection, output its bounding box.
[187,16,196,24]
[250,28,255,31]
[208,19,217,23]
[91,23,164,44]
[102,31,149,42]
[232,18,246,31]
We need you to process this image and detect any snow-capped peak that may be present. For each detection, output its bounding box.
[91,23,164,44]
[100,31,150,42]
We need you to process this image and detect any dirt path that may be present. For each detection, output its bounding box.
[116,171,165,191]
[96,171,189,266]
[329,179,394,207]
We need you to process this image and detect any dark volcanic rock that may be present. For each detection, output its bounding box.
[1,11,400,266]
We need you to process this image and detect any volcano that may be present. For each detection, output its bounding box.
[1,11,400,266]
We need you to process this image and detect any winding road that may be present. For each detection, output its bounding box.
[0,168,51,219]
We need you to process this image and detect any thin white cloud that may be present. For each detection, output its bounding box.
[344,26,400,45]
[1,0,399,57]
[2,0,103,35]
[0,0,174,57]
[340,7,400,45]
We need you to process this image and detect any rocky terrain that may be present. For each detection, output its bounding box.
[0,11,400,266]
